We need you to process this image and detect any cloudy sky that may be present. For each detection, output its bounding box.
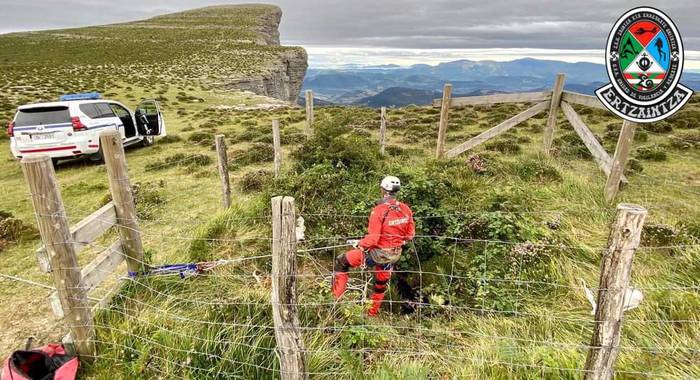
[2,1,700,68]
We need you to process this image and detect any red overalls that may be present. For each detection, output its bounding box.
[332,196,415,315]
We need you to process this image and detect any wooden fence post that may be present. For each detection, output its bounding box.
[21,155,94,357]
[305,90,314,136]
[436,83,453,158]
[379,106,387,156]
[271,196,307,379]
[543,73,566,155]
[215,134,232,208]
[100,130,145,274]
[272,119,282,178]
[584,203,647,380]
[604,121,636,202]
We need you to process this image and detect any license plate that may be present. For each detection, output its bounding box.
[31,133,55,141]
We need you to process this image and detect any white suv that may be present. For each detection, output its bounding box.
[7,93,165,164]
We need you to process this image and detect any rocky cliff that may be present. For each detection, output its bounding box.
[216,5,308,103]
[0,4,308,105]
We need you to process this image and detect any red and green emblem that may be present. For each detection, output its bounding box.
[617,20,671,92]
[596,7,693,123]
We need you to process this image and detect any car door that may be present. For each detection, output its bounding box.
[108,103,136,140]
[134,100,165,136]
[78,103,120,134]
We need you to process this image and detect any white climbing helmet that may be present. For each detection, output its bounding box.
[380,176,401,193]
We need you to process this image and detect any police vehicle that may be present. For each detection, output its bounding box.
[7,93,165,165]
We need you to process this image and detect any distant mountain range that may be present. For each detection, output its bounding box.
[301,58,700,107]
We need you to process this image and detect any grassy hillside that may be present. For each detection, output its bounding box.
[0,5,699,379]
[1,88,698,378]
[0,4,304,127]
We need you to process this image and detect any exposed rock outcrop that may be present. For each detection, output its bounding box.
[225,48,308,104]
[223,5,307,103]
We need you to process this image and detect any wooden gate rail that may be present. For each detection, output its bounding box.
[427,74,641,202]
[23,130,145,357]
[35,202,117,273]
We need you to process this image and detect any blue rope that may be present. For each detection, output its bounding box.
[128,263,199,279]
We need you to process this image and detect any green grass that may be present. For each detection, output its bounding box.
[1,94,699,378]
[0,5,699,378]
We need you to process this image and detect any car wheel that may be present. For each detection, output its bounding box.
[89,147,104,163]
[141,136,155,147]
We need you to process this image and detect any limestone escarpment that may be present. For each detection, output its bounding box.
[215,4,308,103]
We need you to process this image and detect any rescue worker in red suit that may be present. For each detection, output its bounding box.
[332,176,415,316]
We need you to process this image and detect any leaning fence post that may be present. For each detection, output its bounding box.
[21,155,95,357]
[272,119,282,178]
[305,90,314,136]
[584,203,647,380]
[271,196,307,380]
[604,121,637,203]
[436,83,453,158]
[100,130,145,274]
[215,134,232,208]
[543,73,566,155]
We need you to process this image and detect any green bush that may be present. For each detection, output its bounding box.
[188,131,214,145]
[228,143,274,169]
[624,158,644,175]
[642,121,673,133]
[509,159,562,182]
[292,114,380,172]
[132,181,167,220]
[188,202,269,262]
[239,170,273,193]
[635,145,668,161]
[159,134,183,144]
[668,111,700,129]
[668,131,700,150]
[553,132,591,159]
[0,210,39,251]
[485,136,521,154]
[145,153,212,171]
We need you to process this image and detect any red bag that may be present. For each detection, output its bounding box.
[2,343,78,380]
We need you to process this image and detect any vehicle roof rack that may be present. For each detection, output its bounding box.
[58,92,102,101]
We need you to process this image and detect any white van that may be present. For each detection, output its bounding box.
[7,93,165,165]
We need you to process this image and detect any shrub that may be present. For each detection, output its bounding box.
[641,224,679,251]
[188,202,269,262]
[553,132,591,159]
[642,121,673,133]
[159,134,183,144]
[624,158,644,175]
[188,131,214,145]
[145,153,212,171]
[510,159,562,182]
[0,211,38,251]
[667,131,700,150]
[132,181,167,220]
[228,143,274,169]
[485,136,521,154]
[635,145,668,161]
[239,170,273,193]
[282,131,307,145]
[668,111,700,129]
[292,114,380,172]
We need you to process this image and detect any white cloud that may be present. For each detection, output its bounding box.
[305,46,700,71]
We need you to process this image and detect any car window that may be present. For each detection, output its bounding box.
[109,104,130,118]
[79,104,99,118]
[80,103,116,119]
[15,106,70,127]
[95,103,116,118]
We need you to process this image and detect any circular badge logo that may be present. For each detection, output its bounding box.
[596,7,693,123]
[606,7,682,105]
